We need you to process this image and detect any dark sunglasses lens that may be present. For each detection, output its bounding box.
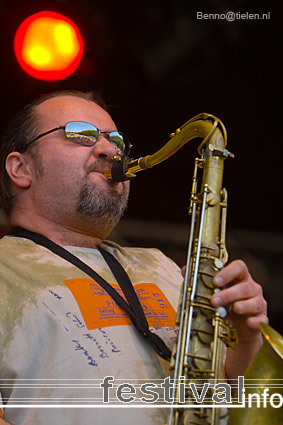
[65,121,128,155]
[109,131,126,155]
[65,121,99,146]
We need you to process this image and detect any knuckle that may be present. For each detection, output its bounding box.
[241,282,251,297]
[234,259,247,272]
[255,298,263,314]
[247,279,263,298]
[247,316,259,329]
[233,301,244,314]
[262,298,268,313]
[253,280,263,293]
[264,315,269,325]
[247,314,269,329]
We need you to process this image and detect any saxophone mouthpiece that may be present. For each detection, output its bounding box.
[103,156,134,182]
[103,156,121,179]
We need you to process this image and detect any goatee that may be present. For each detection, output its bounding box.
[77,179,129,229]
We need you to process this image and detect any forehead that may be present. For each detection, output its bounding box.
[35,96,116,130]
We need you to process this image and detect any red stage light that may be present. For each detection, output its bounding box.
[14,11,84,81]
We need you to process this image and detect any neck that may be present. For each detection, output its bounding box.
[10,208,107,248]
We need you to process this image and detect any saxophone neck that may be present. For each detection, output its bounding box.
[104,113,233,182]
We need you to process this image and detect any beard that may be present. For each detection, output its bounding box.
[31,151,129,237]
[77,177,129,231]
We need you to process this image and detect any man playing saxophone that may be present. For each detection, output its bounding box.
[0,90,268,425]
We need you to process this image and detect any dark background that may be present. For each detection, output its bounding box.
[0,0,282,332]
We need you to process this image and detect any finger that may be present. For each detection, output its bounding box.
[246,314,269,330]
[181,265,186,278]
[211,280,259,307]
[213,260,249,287]
[232,296,268,316]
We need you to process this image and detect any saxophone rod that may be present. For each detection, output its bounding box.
[103,113,230,182]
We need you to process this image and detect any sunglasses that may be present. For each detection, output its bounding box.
[23,121,132,156]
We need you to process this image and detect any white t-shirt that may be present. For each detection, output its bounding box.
[0,235,183,425]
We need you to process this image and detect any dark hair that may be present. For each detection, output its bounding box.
[0,89,108,217]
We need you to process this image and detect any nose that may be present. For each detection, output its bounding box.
[92,135,118,161]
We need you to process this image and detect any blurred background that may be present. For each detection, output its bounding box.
[0,0,282,333]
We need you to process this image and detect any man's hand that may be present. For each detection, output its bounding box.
[211,260,268,379]
[181,259,268,379]
[211,259,268,342]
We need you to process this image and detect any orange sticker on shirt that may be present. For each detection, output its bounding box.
[63,278,176,330]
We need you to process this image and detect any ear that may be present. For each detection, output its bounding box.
[5,152,32,189]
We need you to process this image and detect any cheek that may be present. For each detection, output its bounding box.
[40,158,85,196]
[40,144,87,176]
[44,147,83,176]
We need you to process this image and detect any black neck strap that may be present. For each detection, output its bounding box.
[13,227,172,361]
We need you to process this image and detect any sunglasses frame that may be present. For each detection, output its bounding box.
[22,121,132,156]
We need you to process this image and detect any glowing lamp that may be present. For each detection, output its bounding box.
[14,11,84,81]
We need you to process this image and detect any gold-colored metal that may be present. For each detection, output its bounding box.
[228,323,283,425]
[105,113,235,424]
[103,113,233,181]
[105,113,283,425]
[166,115,236,425]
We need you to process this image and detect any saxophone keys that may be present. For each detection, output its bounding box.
[214,259,224,269]
[216,307,227,318]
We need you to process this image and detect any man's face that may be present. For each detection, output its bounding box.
[27,95,130,237]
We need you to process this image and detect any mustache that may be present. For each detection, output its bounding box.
[85,159,113,175]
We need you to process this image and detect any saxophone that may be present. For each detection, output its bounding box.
[104,113,283,425]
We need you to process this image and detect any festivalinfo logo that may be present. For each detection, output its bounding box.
[1,376,283,409]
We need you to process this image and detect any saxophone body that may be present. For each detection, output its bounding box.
[105,113,283,425]
[107,113,236,424]
[166,117,237,425]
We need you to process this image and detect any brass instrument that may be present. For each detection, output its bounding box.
[104,113,233,182]
[228,323,283,425]
[105,113,283,425]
